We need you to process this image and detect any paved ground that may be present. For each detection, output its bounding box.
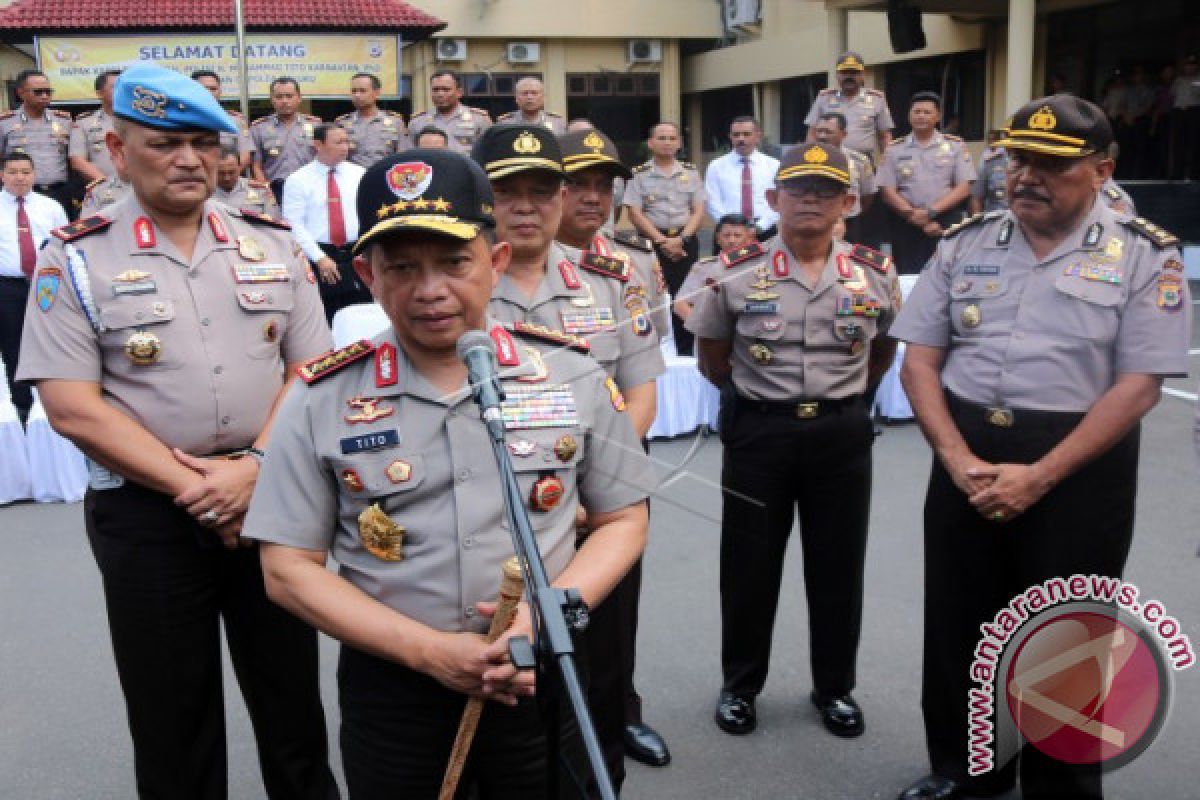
[3,350,1199,799]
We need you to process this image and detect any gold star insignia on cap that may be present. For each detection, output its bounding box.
[391,200,409,214]
[803,146,829,164]
[513,131,542,154]
[411,198,430,211]
[376,205,390,220]
[583,131,605,152]
[1029,106,1057,131]
[431,197,451,212]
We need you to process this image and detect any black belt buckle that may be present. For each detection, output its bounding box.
[795,401,819,419]
[985,407,1014,427]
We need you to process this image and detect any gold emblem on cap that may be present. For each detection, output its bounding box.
[513,131,542,154]
[124,330,162,366]
[960,304,982,329]
[583,131,605,152]
[803,146,828,164]
[1029,105,1057,131]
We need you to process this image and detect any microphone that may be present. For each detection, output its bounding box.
[456,330,506,434]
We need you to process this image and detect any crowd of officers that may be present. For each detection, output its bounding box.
[6,48,1194,800]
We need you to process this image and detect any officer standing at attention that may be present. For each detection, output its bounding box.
[242,149,652,799]
[554,127,673,770]
[890,95,1191,800]
[409,70,493,155]
[191,70,255,172]
[250,76,322,202]
[877,91,975,274]
[15,63,339,800]
[214,149,279,216]
[687,143,900,741]
[969,128,1009,214]
[805,52,895,166]
[69,70,121,185]
[496,76,567,135]
[671,213,756,326]
[0,69,74,217]
[336,72,410,168]
[623,121,706,354]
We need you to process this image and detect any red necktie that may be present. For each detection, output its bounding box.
[327,168,347,247]
[740,157,754,221]
[16,196,36,277]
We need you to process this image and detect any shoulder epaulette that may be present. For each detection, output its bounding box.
[469,106,490,116]
[942,212,998,239]
[509,322,590,354]
[545,110,563,118]
[846,149,868,162]
[304,114,322,122]
[51,109,73,119]
[52,215,112,242]
[295,340,374,385]
[247,179,270,189]
[1104,186,1121,200]
[865,88,885,96]
[579,252,631,282]
[251,116,270,126]
[238,208,291,230]
[818,87,835,95]
[719,242,766,268]
[497,111,516,120]
[0,110,14,120]
[612,230,654,253]
[335,112,353,122]
[848,243,893,274]
[943,133,963,142]
[681,161,696,170]
[632,162,651,174]
[76,110,95,120]
[1121,217,1179,249]
[84,177,105,191]
[696,255,718,266]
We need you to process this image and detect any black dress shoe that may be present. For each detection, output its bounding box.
[714,690,756,734]
[810,690,865,738]
[623,723,671,766]
[896,775,963,800]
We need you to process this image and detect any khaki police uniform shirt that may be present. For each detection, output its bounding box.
[408,105,492,155]
[889,204,1192,412]
[68,108,116,177]
[336,110,410,168]
[0,106,71,185]
[241,325,653,634]
[214,177,281,217]
[1101,179,1136,216]
[250,114,321,182]
[495,110,566,136]
[623,160,706,232]
[561,233,671,346]
[972,147,1009,213]
[222,110,254,158]
[845,148,876,218]
[489,241,666,390]
[876,132,975,210]
[804,88,895,162]
[677,256,723,309]
[79,175,131,217]
[16,195,332,454]
[687,237,900,401]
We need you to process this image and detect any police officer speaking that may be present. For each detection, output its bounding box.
[242,148,652,799]
[891,94,1192,800]
[16,63,339,800]
[688,143,900,741]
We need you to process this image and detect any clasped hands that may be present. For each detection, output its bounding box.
[942,449,1054,524]
[172,449,260,549]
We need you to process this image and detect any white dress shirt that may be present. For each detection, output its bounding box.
[703,149,780,232]
[282,159,365,262]
[0,189,67,277]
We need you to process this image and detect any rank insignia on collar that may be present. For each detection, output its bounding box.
[773,251,789,278]
[1083,222,1103,248]
[375,343,398,387]
[296,340,374,384]
[491,325,520,366]
[530,474,565,512]
[385,460,412,483]
[208,212,229,243]
[720,242,765,268]
[133,217,156,249]
[558,259,581,290]
[358,503,405,561]
[836,254,854,280]
[345,395,396,424]
[590,235,612,257]
[579,252,631,282]
[997,219,1014,246]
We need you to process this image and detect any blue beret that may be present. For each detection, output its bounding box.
[114,63,238,135]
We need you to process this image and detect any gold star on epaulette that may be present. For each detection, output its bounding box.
[411,198,430,211]
[432,197,451,212]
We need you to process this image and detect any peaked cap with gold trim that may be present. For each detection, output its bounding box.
[994,94,1113,157]
[775,142,851,186]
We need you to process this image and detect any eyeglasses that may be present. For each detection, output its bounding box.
[29,88,55,96]
[780,182,845,200]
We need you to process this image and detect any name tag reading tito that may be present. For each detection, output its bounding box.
[339,430,400,454]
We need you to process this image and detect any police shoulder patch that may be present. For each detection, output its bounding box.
[238,208,292,230]
[579,252,631,282]
[1122,217,1178,249]
[848,243,893,274]
[720,241,766,269]
[84,177,106,191]
[509,322,590,354]
[296,340,375,385]
[52,215,113,242]
[612,230,654,253]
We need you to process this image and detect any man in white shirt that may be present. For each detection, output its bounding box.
[703,116,780,239]
[282,124,369,323]
[0,152,67,421]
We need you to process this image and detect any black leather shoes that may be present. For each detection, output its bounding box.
[623,723,671,766]
[810,690,865,738]
[714,690,757,734]
[897,775,963,800]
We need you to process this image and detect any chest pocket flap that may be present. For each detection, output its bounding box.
[950,275,1008,300]
[235,283,295,313]
[736,313,787,341]
[100,297,176,329]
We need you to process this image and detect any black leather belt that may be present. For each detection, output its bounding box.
[945,391,1086,430]
[0,275,30,284]
[740,394,862,419]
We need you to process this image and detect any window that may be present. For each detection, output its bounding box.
[779,73,826,146]
[565,73,661,163]
[884,50,986,141]
[456,72,544,120]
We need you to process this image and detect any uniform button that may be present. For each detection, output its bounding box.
[213,366,223,375]
[463,536,474,548]
[201,318,211,326]
[447,409,457,419]
[221,415,231,425]
[456,468,471,483]
[464,606,476,618]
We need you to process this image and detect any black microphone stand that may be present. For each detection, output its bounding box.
[473,382,617,800]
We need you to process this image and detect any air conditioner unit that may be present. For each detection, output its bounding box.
[627,39,662,64]
[506,42,540,64]
[724,0,761,29]
[435,39,468,62]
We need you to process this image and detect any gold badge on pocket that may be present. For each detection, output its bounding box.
[960,304,982,329]
[358,503,405,562]
[124,330,162,366]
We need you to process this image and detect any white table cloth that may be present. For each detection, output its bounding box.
[25,389,88,504]
[873,274,920,421]
[0,354,32,505]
